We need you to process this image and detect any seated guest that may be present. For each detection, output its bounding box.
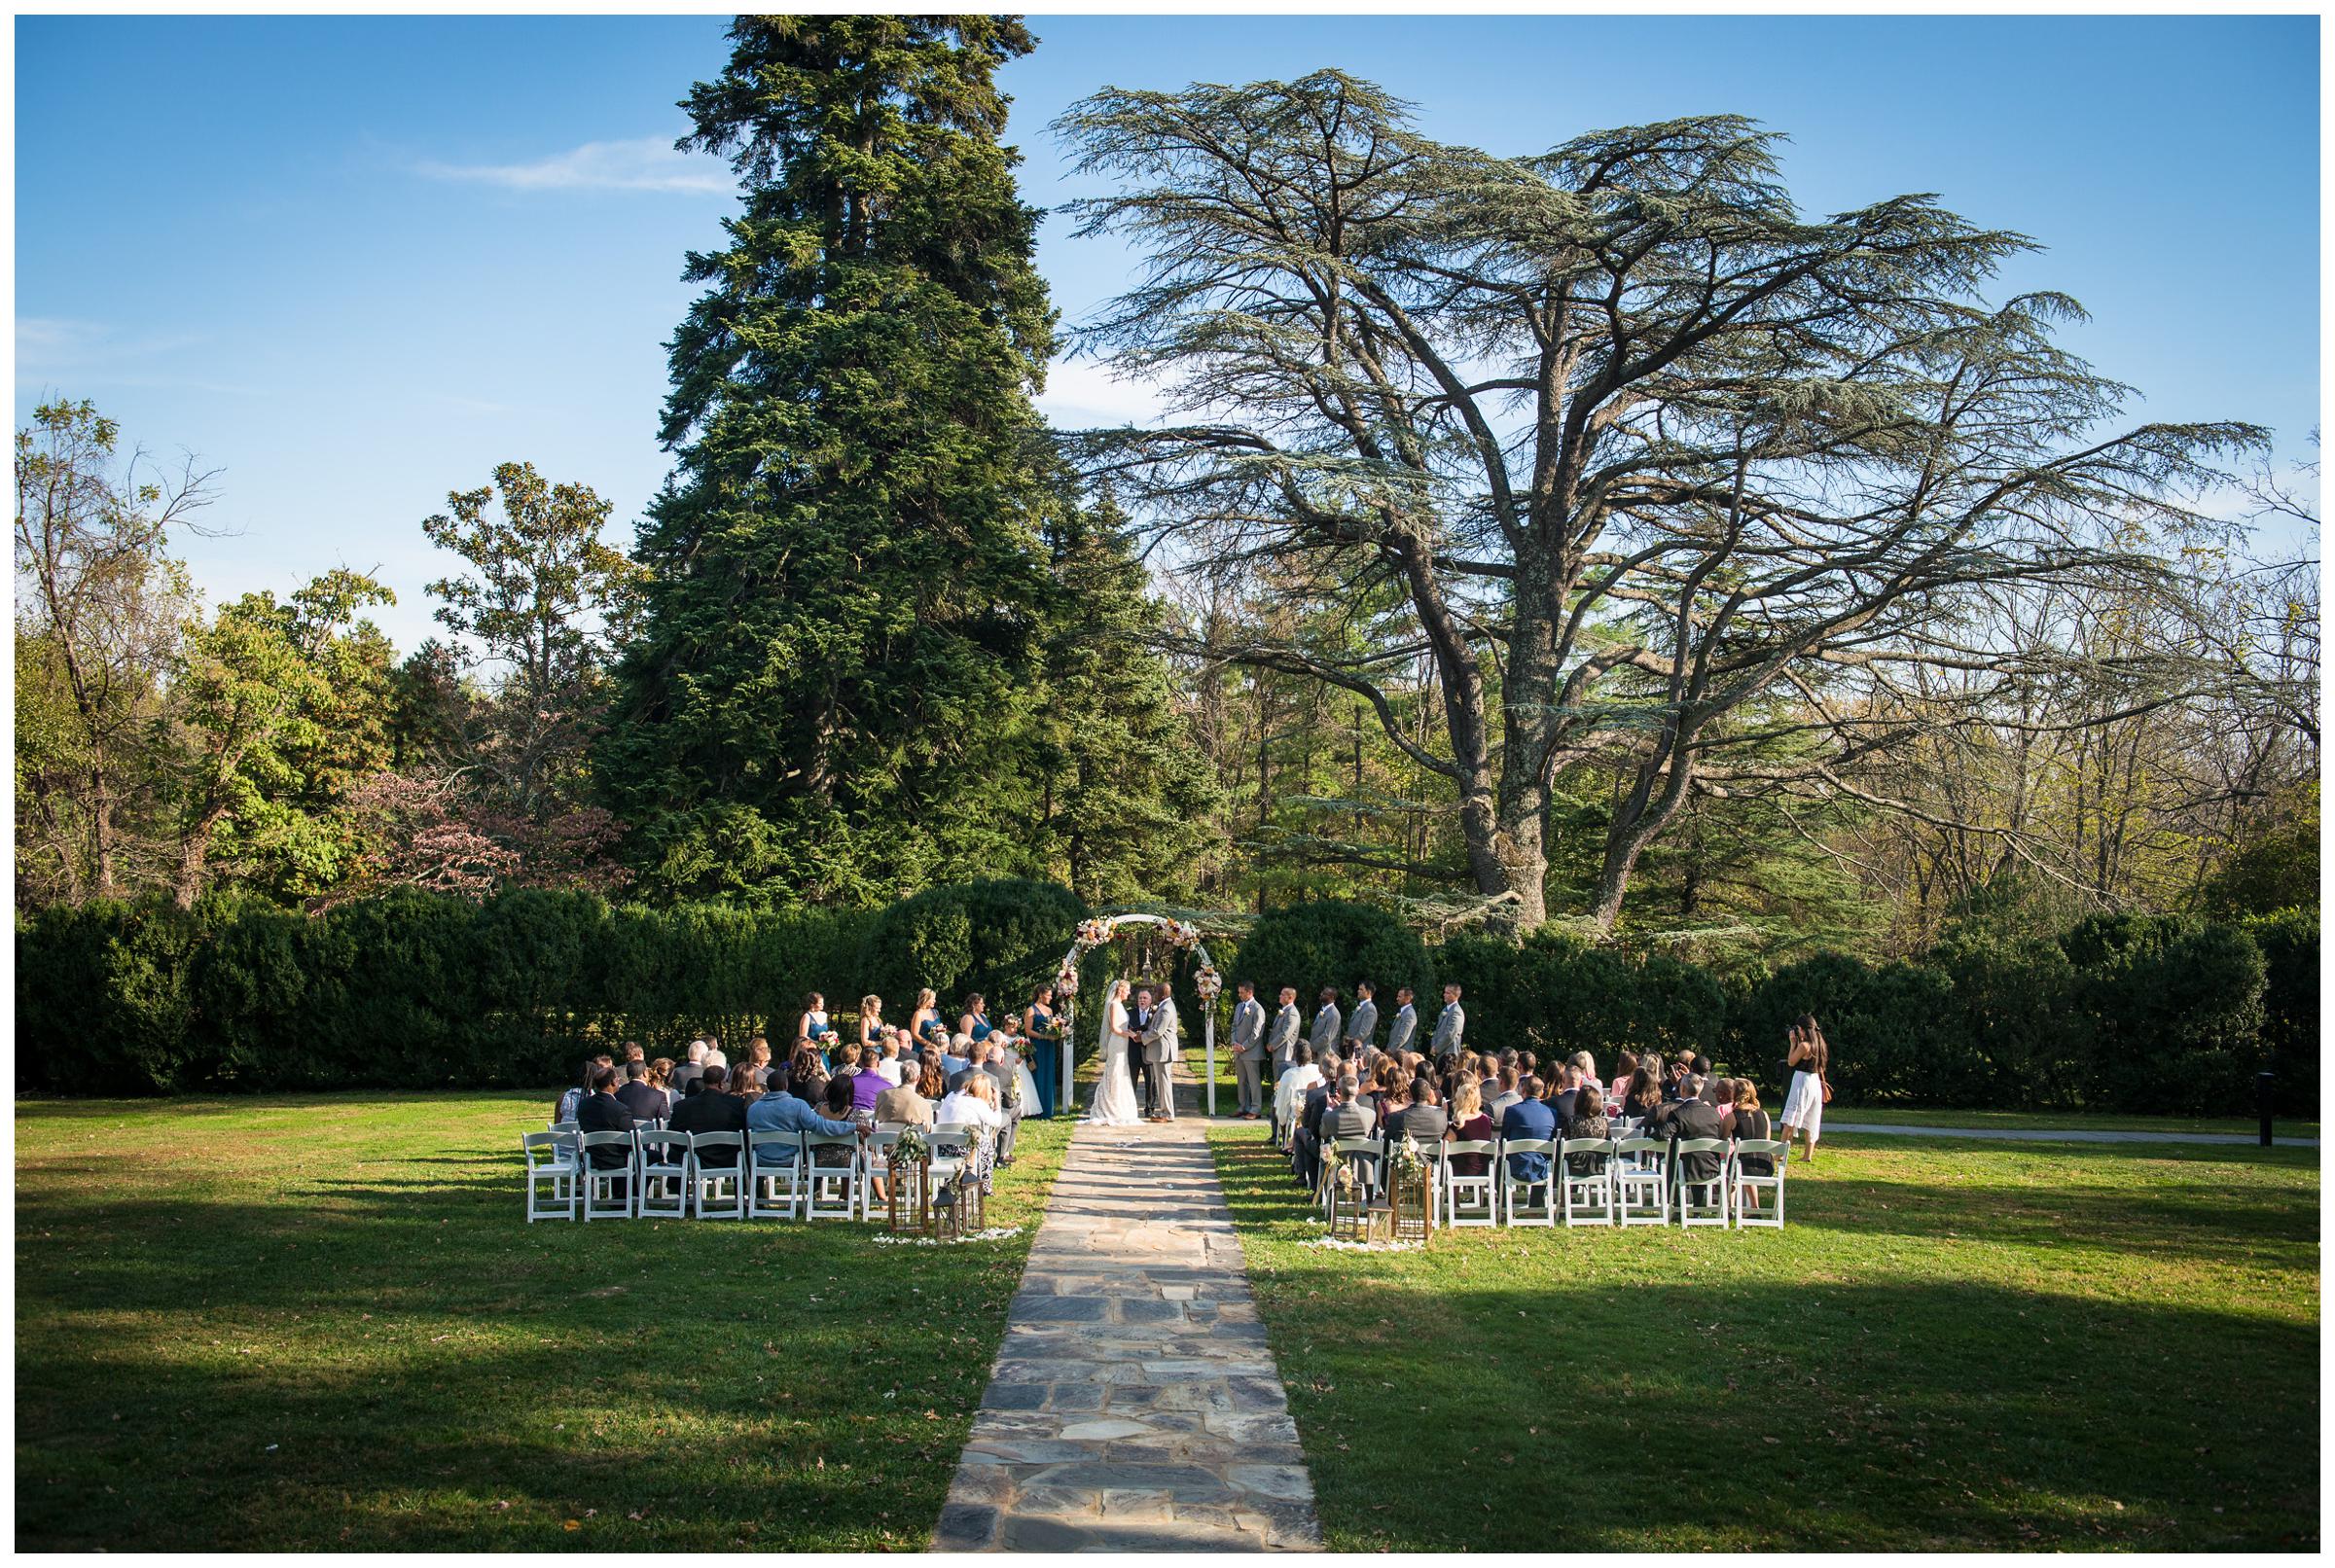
[936,1071,1008,1195]
[1447,1081,1495,1177]
[746,1064,859,1166]
[876,1061,941,1127]
[647,1055,676,1106]
[1550,1063,1581,1129]
[942,1035,973,1083]
[1499,1075,1558,1185]
[615,1059,670,1123]
[1693,1055,1720,1104]
[576,1066,635,1194]
[1563,1083,1611,1175]
[1608,1051,1637,1102]
[1489,1066,1523,1119]
[668,1064,747,1161]
[670,1040,708,1097]
[552,1055,598,1124]
[729,1060,764,1103]
[1386,1077,1448,1147]
[703,1037,728,1072]
[1294,1062,1340,1189]
[849,1048,890,1117]
[1731,1080,1775,1174]
[1274,1043,1322,1143]
[1571,1051,1598,1092]
[1330,1075,1378,1140]
[1668,1088,1729,1188]
[786,1043,822,1089]
[808,1072,855,1147]
[980,1041,1023,1160]
[1622,1066,1664,1127]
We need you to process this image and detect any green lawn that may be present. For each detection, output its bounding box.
[15,1093,1074,1551]
[1205,1123,2319,1550]
[1828,1105,2319,1140]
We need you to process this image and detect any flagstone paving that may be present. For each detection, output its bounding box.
[931,1118,1320,1552]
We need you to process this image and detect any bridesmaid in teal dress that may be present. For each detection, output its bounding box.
[1022,983,1062,1118]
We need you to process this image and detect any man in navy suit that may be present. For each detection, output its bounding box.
[1499,1074,1558,1186]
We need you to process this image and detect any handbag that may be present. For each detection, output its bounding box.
[1820,1077,1833,1105]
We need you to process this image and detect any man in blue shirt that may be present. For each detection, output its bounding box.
[1499,1074,1558,1185]
[746,1065,860,1166]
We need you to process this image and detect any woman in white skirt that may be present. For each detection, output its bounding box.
[1777,1015,1830,1165]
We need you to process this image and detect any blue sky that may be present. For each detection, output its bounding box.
[17,13,2320,658]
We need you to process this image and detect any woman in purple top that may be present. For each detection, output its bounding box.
[850,1054,890,1115]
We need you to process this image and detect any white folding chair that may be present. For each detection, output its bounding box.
[1497,1139,1558,1227]
[863,1127,909,1222]
[521,1130,579,1222]
[548,1120,581,1135]
[1616,1137,1670,1227]
[1316,1136,1383,1215]
[1443,1140,1499,1227]
[746,1129,806,1221]
[1560,1137,1617,1227]
[802,1133,862,1221]
[1731,1138,1788,1229]
[1413,1139,1450,1229]
[577,1131,636,1221]
[687,1130,745,1220]
[1672,1138,1731,1229]
[929,1121,974,1195]
[635,1129,692,1220]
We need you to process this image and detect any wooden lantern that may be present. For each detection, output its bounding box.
[885,1158,931,1235]
[1327,1164,1370,1241]
[1386,1171,1431,1245]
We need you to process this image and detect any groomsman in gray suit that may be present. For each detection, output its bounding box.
[1267,985,1304,1070]
[1384,985,1419,1056]
[1309,986,1343,1060]
[1141,986,1180,1123]
[1228,980,1267,1119]
[1429,981,1467,1055]
[1344,980,1379,1054]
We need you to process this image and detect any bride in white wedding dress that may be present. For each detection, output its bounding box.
[1085,979,1142,1127]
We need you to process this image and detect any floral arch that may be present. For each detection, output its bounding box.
[1050,912,1228,1118]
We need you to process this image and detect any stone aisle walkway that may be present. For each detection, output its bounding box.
[931,1119,1320,1552]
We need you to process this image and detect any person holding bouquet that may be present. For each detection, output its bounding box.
[1022,983,1062,1118]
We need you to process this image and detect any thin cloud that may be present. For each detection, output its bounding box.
[413,135,731,196]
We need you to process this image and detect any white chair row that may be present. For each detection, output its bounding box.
[1310,1133,1787,1229]
[521,1123,982,1223]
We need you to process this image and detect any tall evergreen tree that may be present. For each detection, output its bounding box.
[600,16,1060,907]
[1028,489,1225,904]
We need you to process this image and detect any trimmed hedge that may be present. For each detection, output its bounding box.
[1434,929,1723,1069]
[15,886,2310,1116]
[16,883,1054,1093]
[1228,901,1434,1023]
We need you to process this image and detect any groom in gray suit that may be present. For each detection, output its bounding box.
[1141,984,1180,1122]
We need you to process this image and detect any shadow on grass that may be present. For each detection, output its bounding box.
[17,1115,1078,1551]
[1204,1133,2319,1551]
